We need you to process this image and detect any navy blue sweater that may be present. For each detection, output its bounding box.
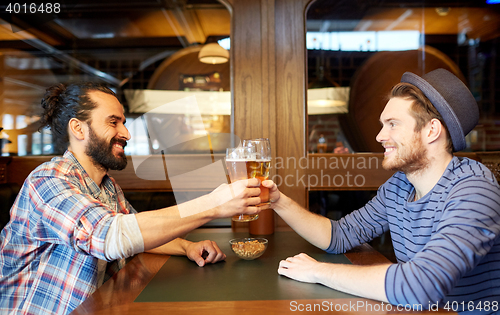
[327,156,500,313]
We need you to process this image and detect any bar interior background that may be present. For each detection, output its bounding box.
[0,0,499,262]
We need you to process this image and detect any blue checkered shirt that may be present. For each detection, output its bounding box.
[0,151,136,314]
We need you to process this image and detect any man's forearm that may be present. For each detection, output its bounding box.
[314,262,391,302]
[146,237,190,255]
[135,194,217,251]
[279,252,391,303]
[273,193,333,250]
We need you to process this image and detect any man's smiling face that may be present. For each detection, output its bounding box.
[84,91,131,171]
[376,97,429,175]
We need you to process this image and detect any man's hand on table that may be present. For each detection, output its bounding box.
[186,240,226,267]
[278,253,322,283]
[278,252,390,303]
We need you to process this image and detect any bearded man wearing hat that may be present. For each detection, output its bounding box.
[264,69,500,312]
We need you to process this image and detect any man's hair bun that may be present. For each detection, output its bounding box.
[39,83,67,129]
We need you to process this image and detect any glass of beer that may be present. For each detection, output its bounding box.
[226,139,271,222]
[242,138,271,207]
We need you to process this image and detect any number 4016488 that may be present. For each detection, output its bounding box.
[443,301,498,312]
[5,3,60,14]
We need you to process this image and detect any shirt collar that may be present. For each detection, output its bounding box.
[63,150,112,199]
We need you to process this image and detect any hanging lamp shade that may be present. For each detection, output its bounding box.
[198,43,229,64]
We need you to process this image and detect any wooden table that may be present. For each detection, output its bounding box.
[71,228,455,314]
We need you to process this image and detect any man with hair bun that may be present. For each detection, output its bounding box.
[265,69,500,313]
[0,82,268,314]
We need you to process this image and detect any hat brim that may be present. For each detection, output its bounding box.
[401,72,466,152]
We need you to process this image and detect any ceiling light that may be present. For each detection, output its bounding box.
[198,43,229,64]
[435,7,450,16]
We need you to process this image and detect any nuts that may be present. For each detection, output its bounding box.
[230,238,267,260]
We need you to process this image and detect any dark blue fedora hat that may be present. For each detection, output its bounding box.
[401,69,479,152]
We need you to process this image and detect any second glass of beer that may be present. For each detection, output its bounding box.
[226,138,271,222]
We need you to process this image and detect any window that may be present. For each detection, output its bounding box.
[307,0,500,153]
[0,0,232,156]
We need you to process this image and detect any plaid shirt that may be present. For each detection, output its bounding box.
[0,151,136,314]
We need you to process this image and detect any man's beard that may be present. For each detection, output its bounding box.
[85,126,128,171]
[382,133,429,175]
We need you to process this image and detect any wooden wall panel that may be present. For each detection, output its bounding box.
[0,157,9,184]
[274,0,311,210]
[230,0,268,140]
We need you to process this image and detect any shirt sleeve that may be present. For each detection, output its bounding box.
[104,214,144,260]
[326,186,390,254]
[27,174,117,261]
[385,177,500,306]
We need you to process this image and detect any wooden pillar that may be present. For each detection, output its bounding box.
[228,0,277,150]
[274,0,311,212]
[227,0,312,227]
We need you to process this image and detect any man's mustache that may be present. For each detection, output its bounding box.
[111,138,127,148]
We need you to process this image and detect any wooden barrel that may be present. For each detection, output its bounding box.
[147,45,230,91]
[346,46,465,152]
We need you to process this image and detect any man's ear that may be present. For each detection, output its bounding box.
[68,118,87,141]
[425,118,443,145]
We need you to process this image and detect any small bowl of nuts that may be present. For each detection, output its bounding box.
[229,237,268,260]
